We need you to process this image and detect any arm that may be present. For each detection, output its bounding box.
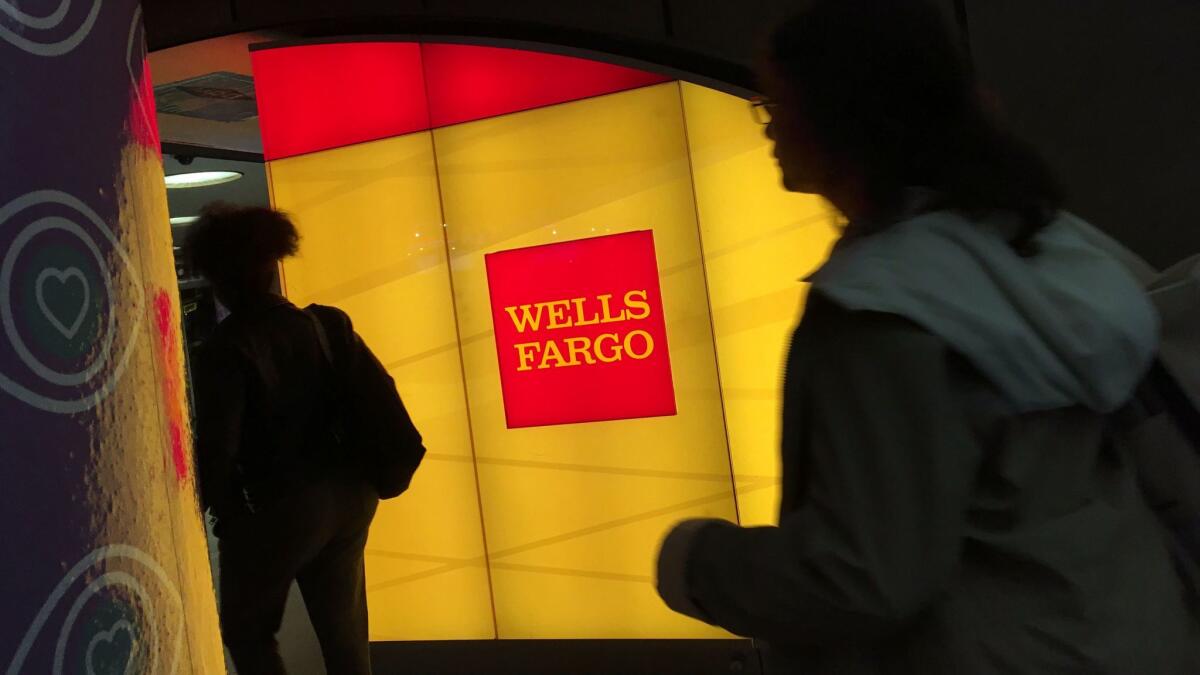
[657,309,985,646]
[192,338,248,520]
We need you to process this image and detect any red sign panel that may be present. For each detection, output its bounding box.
[251,42,669,161]
[485,231,677,428]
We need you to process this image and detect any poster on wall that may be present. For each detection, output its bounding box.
[485,230,677,428]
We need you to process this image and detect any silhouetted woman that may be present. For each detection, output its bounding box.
[656,2,1199,673]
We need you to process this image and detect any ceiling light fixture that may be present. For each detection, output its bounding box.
[169,216,200,225]
[164,170,243,189]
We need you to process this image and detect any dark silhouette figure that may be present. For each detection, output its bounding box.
[186,204,383,675]
[656,1,1200,673]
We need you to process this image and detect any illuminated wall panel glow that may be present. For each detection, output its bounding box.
[269,134,495,640]
[252,43,430,160]
[251,41,669,160]
[435,83,736,639]
[421,42,670,128]
[680,83,840,525]
[258,42,839,642]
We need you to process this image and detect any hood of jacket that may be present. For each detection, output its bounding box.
[809,210,1158,413]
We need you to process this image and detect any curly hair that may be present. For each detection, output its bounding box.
[183,203,300,290]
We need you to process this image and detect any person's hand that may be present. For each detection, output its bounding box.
[655,518,722,621]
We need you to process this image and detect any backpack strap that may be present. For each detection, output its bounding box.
[303,306,335,369]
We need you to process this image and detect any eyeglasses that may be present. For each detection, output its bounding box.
[749,96,777,125]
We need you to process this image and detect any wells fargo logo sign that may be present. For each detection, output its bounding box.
[484,230,677,428]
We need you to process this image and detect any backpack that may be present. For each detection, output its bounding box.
[1114,254,1200,608]
[304,306,426,499]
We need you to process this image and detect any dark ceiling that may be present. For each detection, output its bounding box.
[143,0,1200,267]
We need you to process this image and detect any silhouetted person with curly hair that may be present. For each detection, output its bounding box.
[185,204,379,675]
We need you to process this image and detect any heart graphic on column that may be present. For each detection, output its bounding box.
[84,619,138,675]
[35,266,91,340]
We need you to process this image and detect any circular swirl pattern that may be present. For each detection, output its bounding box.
[5,545,183,675]
[0,0,103,57]
[0,190,143,414]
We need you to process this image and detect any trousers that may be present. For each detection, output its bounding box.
[218,477,378,675]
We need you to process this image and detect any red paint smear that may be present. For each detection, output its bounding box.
[128,58,161,154]
[168,421,187,483]
[153,290,189,482]
[153,288,174,352]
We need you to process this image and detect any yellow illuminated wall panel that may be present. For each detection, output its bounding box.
[681,83,840,526]
[268,134,495,640]
[436,83,737,639]
[262,62,840,642]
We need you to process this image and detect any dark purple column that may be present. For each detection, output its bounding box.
[1,1,225,672]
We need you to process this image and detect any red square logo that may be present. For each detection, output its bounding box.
[484,231,677,428]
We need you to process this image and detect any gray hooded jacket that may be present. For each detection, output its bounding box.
[657,210,1200,674]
